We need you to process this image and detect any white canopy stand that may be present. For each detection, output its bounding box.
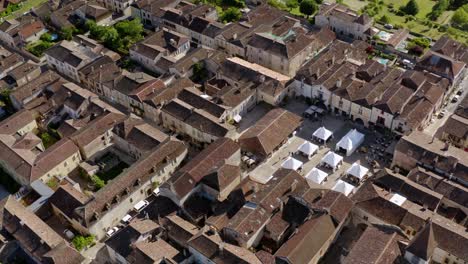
[335,129,365,156]
[281,157,303,171]
[332,180,355,196]
[320,151,343,171]
[312,126,333,143]
[305,167,328,185]
[297,141,319,159]
[233,114,242,123]
[346,162,369,182]
[389,193,407,206]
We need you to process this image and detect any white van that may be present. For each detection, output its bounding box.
[133,200,149,212]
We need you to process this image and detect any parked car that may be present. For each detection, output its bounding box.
[452,95,460,103]
[106,227,120,238]
[384,24,393,30]
[133,200,149,212]
[153,187,160,196]
[438,109,447,118]
[121,214,133,224]
[456,89,463,96]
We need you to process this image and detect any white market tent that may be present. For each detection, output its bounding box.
[233,114,242,123]
[346,162,369,181]
[321,151,343,170]
[297,141,319,159]
[305,167,328,185]
[332,180,355,196]
[389,193,407,206]
[335,129,365,156]
[312,126,333,142]
[281,157,303,171]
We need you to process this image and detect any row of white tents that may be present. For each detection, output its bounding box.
[276,127,368,197]
[304,160,369,185]
[311,127,365,156]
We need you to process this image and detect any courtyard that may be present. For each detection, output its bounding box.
[244,100,395,193]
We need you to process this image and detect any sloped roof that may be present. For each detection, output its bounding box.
[239,108,301,158]
[406,220,437,261]
[275,214,336,264]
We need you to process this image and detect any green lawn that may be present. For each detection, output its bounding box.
[37,131,59,149]
[96,161,129,183]
[5,0,49,20]
[336,0,468,44]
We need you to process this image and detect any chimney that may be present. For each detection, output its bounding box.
[331,55,335,65]
[316,67,321,78]
[232,33,237,40]
[291,179,298,192]
[219,242,225,254]
[259,75,265,83]
[336,78,342,88]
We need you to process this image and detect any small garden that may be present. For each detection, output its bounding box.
[85,19,145,55]
[0,0,48,20]
[194,0,245,22]
[78,153,129,191]
[72,235,95,251]
[268,0,324,20]
[352,0,468,44]
[26,33,58,57]
[36,129,60,149]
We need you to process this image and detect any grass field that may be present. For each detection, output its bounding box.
[327,0,468,44]
[5,0,48,20]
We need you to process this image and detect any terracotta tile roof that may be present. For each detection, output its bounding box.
[48,183,89,220]
[80,140,187,227]
[165,138,239,199]
[0,109,35,135]
[352,182,408,226]
[311,190,353,224]
[42,242,84,264]
[239,108,302,158]
[18,20,45,39]
[275,214,336,264]
[71,112,126,148]
[343,226,403,264]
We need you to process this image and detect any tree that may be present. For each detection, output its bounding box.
[72,235,95,251]
[222,0,245,8]
[40,33,53,42]
[401,0,419,15]
[299,0,317,17]
[409,37,431,48]
[428,0,449,20]
[60,27,75,41]
[102,27,120,50]
[451,4,468,30]
[115,19,144,39]
[286,0,299,10]
[449,0,466,10]
[379,14,390,24]
[315,0,323,4]
[220,7,242,22]
[91,175,105,190]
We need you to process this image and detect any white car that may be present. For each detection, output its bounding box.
[153,187,160,196]
[121,214,133,224]
[106,227,119,237]
[133,200,149,212]
[438,110,447,118]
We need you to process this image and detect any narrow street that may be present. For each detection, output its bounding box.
[424,74,468,137]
